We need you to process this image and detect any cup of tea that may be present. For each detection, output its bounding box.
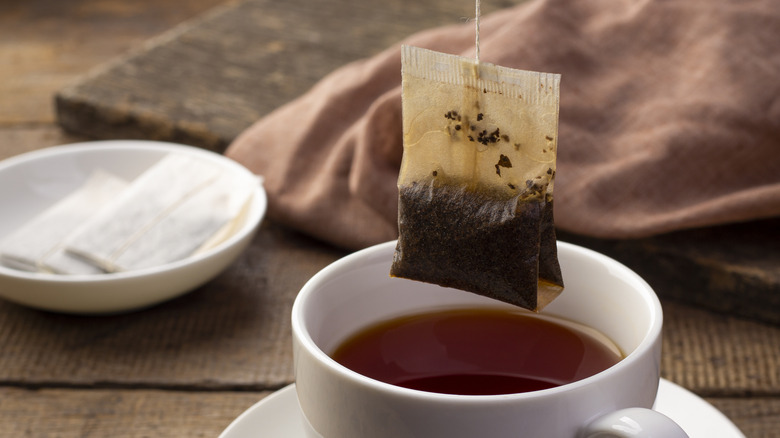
[292,241,687,437]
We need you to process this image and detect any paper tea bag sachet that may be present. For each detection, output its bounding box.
[0,170,129,275]
[64,154,256,273]
[390,45,564,312]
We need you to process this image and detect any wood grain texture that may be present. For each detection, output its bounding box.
[706,397,780,438]
[0,223,344,389]
[0,0,229,163]
[0,0,229,126]
[0,126,87,161]
[1,387,777,438]
[0,387,270,438]
[559,218,780,326]
[55,0,520,150]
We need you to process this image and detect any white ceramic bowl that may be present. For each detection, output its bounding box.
[0,140,266,314]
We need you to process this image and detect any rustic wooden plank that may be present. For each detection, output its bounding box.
[559,218,780,326]
[0,0,228,126]
[0,0,233,198]
[0,222,345,389]
[0,387,270,438]
[705,397,780,438]
[0,387,775,438]
[54,0,520,151]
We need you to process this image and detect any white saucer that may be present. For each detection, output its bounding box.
[219,379,744,437]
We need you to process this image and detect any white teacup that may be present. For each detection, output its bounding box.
[292,241,687,438]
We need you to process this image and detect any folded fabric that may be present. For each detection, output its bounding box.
[226,0,780,250]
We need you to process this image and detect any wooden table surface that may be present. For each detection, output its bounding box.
[1,1,778,437]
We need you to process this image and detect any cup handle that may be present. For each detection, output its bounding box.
[580,408,689,438]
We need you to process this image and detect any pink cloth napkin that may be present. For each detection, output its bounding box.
[227,0,780,250]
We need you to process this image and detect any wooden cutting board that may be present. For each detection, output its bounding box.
[55,0,779,325]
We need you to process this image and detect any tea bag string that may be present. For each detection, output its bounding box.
[475,0,481,65]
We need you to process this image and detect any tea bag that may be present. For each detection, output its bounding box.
[390,45,563,312]
[63,154,256,272]
[0,170,129,274]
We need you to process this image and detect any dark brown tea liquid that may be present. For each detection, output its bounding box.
[331,308,623,395]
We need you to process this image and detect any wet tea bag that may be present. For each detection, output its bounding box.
[390,45,564,311]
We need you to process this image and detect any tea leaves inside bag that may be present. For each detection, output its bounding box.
[390,46,563,311]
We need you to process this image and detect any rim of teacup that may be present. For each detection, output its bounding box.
[292,240,663,401]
